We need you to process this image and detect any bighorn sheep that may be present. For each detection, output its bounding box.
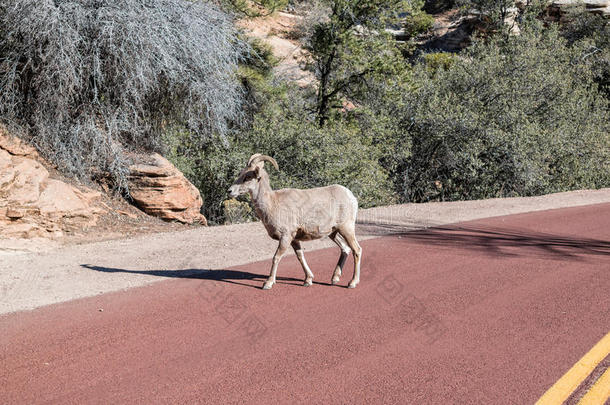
[228,154,362,290]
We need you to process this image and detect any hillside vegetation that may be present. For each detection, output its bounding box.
[1,0,608,224]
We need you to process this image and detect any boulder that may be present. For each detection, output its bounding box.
[127,153,207,225]
[0,126,105,239]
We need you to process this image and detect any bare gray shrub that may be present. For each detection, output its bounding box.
[0,0,246,191]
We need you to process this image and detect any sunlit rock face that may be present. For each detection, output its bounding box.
[0,126,104,239]
[127,153,207,225]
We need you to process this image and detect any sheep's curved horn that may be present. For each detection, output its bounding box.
[247,153,262,166]
[248,154,279,170]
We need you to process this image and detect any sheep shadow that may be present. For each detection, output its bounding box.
[80,264,332,289]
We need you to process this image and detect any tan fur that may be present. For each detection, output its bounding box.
[229,154,362,290]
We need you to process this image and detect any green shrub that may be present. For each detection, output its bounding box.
[559,5,610,99]
[223,199,255,224]
[403,26,610,202]
[238,37,279,116]
[403,12,435,39]
[423,52,455,73]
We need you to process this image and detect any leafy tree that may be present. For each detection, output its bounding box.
[304,0,417,126]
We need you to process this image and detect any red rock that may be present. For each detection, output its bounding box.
[0,126,39,158]
[0,126,105,239]
[127,153,207,225]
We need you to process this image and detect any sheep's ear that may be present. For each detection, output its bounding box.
[254,165,261,178]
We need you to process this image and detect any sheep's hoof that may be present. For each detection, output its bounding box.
[347,281,359,289]
[331,277,341,285]
[262,282,274,290]
[303,279,313,287]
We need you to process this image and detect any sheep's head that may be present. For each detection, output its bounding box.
[228,154,279,198]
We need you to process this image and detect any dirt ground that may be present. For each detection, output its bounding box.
[237,11,314,86]
[1,188,609,315]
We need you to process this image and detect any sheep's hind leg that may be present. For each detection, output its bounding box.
[330,232,350,285]
[292,240,314,287]
[263,238,290,290]
[338,227,362,289]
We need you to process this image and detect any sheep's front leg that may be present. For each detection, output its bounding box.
[292,240,314,287]
[263,238,290,290]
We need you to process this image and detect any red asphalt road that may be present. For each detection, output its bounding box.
[1,204,609,404]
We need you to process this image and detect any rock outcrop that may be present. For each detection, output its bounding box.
[419,1,608,52]
[0,126,105,238]
[549,0,610,19]
[419,10,479,52]
[127,153,207,225]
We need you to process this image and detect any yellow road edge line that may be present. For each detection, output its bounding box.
[536,331,610,405]
[576,366,610,405]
